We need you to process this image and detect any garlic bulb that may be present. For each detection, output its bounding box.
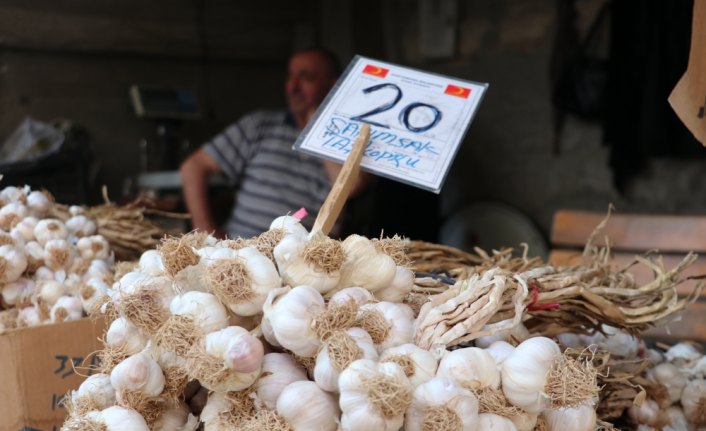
[664,406,689,431]
[329,286,375,306]
[206,246,280,316]
[437,347,500,390]
[0,186,27,204]
[50,295,84,322]
[373,266,414,303]
[66,214,97,237]
[315,327,378,392]
[274,234,342,294]
[18,305,44,326]
[628,399,662,427]
[583,325,640,359]
[270,215,308,236]
[0,202,28,230]
[1,277,34,307]
[501,336,561,414]
[665,342,702,363]
[256,353,308,410]
[380,343,437,388]
[139,250,165,276]
[478,413,518,431]
[106,317,149,354]
[680,379,706,426]
[34,219,69,246]
[542,404,596,431]
[404,377,479,431]
[648,362,686,403]
[339,359,413,431]
[277,380,340,431]
[80,277,110,314]
[263,285,325,357]
[11,216,38,242]
[72,373,116,410]
[337,234,397,292]
[0,244,28,283]
[357,301,414,353]
[86,405,150,431]
[205,325,264,373]
[110,351,165,398]
[27,190,53,216]
[153,402,198,431]
[474,319,530,348]
[77,235,111,260]
[259,313,281,347]
[485,340,516,366]
[169,291,229,334]
[44,239,75,270]
[38,280,67,306]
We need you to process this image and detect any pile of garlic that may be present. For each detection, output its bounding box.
[62,214,609,431]
[0,185,115,332]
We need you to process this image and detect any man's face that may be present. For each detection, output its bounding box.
[285,52,337,121]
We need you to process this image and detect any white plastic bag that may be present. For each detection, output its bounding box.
[0,117,64,163]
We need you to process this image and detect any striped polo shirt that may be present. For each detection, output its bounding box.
[204,110,331,239]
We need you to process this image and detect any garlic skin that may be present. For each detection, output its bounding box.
[153,402,198,431]
[66,214,97,237]
[44,239,75,271]
[256,353,309,410]
[380,343,437,388]
[404,377,479,431]
[50,295,84,322]
[106,317,149,354]
[18,305,44,326]
[373,266,414,303]
[228,246,281,316]
[648,362,687,403]
[38,280,67,306]
[274,234,341,294]
[663,406,690,431]
[583,325,641,359]
[680,379,706,425]
[542,404,596,431]
[337,235,397,292]
[263,285,325,357]
[328,286,375,306]
[205,325,264,373]
[34,219,69,246]
[0,244,28,283]
[259,313,281,347]
[110,351,165,398]
[475,319,530,348]
[358,301,415,353]
[628,399,662,427]
[277,380,340,431]
[665,342,702,363]
[72,373,116,410]
[11,216,38,242]
[501,336,561,414]
[139,250,165,276]
[169,291,228,334]
[88,405,150,431]
[437,347,500,390]
[339,359,413,431]
[27,190,53,216]
[77,235,111,261]
[315,327,379,392]
[0,202,28,230]
[485,340,516,366]
[1,277,34,307]
[80,277,110,313]
[478,413,519,431]
[270,215,308,236]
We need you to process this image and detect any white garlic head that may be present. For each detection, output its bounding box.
[404,376,479,431]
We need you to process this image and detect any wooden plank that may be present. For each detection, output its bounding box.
[549,249,706,298]
[551,210,706,253]
[643,301,706,343]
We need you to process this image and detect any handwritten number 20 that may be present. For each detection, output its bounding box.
[351,83,441,133]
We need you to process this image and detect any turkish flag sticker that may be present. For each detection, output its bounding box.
[362,64,389,78]
[444,84,471,98]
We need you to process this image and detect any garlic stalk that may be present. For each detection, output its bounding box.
[277,380,340,431]
[380,343,437,388]
[255,352,309,410]
[262,285,325,357]
[339,359,413,431]
[437,347,500,390]
[404,377,479,431]
[314,327,378,392]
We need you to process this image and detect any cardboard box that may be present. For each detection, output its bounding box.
[0,317,106,431]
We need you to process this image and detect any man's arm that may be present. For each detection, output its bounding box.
[180,148,224,236]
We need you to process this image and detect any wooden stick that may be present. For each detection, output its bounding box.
[312,124,370,236]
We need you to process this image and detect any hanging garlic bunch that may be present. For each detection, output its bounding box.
[0,244,28,283]
[501,337,561,414]
[541,404,596,431]
[204,245,280,316]
[277,380,340,431]
[274,232,345,295]
[339,359,413,431]
[314,327,378,392]
[255,353,309,410]
[262,285,325,357]
[373,266,414,303]
[404,377,479,431]
[681,379,706,426]
[336,234,397,292]
[380,343,437,388]
[437,347,500,390]
[647,362,687,403]
[110,351,165,400]
[69,373,117,413]
[356,301,414,353]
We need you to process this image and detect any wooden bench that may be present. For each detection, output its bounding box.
[549,209,706,342]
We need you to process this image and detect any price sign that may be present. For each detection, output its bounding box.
[294,55,488,193]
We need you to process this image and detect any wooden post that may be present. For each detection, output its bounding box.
[311,124,370,236]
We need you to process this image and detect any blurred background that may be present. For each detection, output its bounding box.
[0,0,703,258]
